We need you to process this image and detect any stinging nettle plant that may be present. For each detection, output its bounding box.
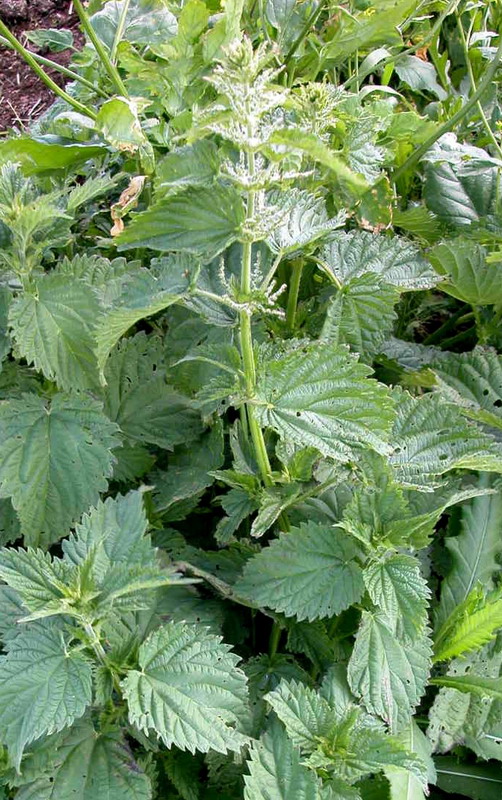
[0,0,502,798]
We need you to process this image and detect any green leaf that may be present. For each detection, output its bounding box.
[25,28,74,52]
[430,675,502,702]
[15,720,152,800]
[320,274,399,359]
[103,332,202,449]
[0,286,11,364]
[96,97,150,154]
[9,274,101,391]
[152,422,224,515]
[95,264,193,378]
[62,490,154,578]
[117,185,245,259]
[389,391,502,489]
[429,239,502,306]
[255,342,395,462]
[324,0,416,61]
[319,231,439,291]
[0,622,92,769]
[236,521,364,622]
[268,129,368,194]
[244,719,322,800]
[90,0,177,47]
[266,189,341,258]
[348,613,432,732]
[434,588,502,663]
[386,720,435,800]
[0,137,105,175]
[395,56,447,100]
[122,622,248,754]
[431,348,502,432]
[0,547,68,612]
[434,756,502,800]
[0,393,119,547]
[423,136,499,228]
[363,555,430,643]
[264,680,335,750]
[436,475,502,626]
[154,141,220,199]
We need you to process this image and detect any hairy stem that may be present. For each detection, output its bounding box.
[83,621,122,694]
[268,621,282,658]
[239,149,274,489]
[73,0,128,97]
[0,20,97,120]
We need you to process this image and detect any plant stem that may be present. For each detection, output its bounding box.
[423,304,470,345]
[285,258,304,331]
[83,621,122,694]
[455,12,502,158]
[73,0,128,97]
[268,621,282,657]
[285,0,327,63]
[110,0,132,64]
[239,149,274,489]
[0,35,109,99]
[0,20,97,120]
[392,34,502,184]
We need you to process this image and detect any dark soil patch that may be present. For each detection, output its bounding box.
[0,0,84,131]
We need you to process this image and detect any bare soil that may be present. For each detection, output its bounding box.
[0,0,84,131]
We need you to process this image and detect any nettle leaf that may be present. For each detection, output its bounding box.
[389,391,502,489]
[433,587,502,663]
[236,522,364,621]
[348,613,432,732]
[62,490,154,579]
[0,547,68,612]
[430,674,502,702]
[436,475,502,627]
[386,720,435,800]
[319,231,439,291]
[152,422,224,516]
[0,286,12,365]
[427,642,502,757]
[266,189,343,258]
[363,555,430,643]
[0,393,120,547]
[264,680,335,750]
[431,348,502,431]
[254,342,395,462]
[266,680,427,786]
[0,622,92,769]
[9,274,101,391]
[103,332,202,450]
[429,239,502,306]
[320,274,399,359]
[243,719,322,800]
[95,263,193,378]
[154,140,220,199]
[16,720,152,800]
[117,185,245,259]
[122,622,249,754]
